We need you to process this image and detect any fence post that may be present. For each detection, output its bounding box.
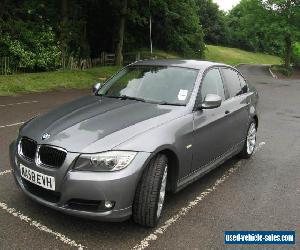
[136,52,141,61]
[101,52,105,66]
[4,57,6,75]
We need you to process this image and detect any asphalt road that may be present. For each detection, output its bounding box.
[0,65,299,249]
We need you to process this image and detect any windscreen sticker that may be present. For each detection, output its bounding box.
[178,89,188,101]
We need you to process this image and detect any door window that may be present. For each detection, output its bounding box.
[200,68,225,101]
[238,74,248,94]
[221,68,243,97]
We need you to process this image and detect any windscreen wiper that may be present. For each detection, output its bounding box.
[157,101,185,106]
[98,94,119,98]
[119,95,146,102]
[103,95,184,106]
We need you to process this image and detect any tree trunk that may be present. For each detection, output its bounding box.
[0,0,7,20]
[284,34,292,68]
[115,0,128,66]
[79,2,90,60]
[60,0,68,69]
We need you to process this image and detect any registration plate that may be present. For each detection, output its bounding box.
[20,164,55,191]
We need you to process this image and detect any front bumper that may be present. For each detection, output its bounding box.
[9,141,151,222]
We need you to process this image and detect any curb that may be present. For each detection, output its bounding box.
[235,63,278,79]
[234,63,271,68]
[269,65,278,79]
[234,63,246,68]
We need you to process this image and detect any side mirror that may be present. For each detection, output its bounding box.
[201,94,222,109]
[92,83,101,94]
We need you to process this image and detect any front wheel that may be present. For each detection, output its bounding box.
[240,120,257,159]
[132,154,168,227]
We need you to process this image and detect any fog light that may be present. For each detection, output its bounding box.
[104,201,113,209]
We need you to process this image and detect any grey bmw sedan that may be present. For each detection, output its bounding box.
[10,60,259,227]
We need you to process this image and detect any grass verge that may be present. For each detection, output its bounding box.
[0,66,120,96]
[205,45,281,66]
[270,65,300,79]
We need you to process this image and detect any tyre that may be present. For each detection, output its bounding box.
[132,154,168,227]
[239,119,257,159]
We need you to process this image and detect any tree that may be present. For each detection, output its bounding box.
[149,0,205,57]
[59,0,69,69]
[262,0,300,67]
[119,0,206,58]
[226,0,300,67]
[115,0,128,66]
[0,0,61,72]
[0,0,207,72]
[226,0,280,53]
[196,0,227,45]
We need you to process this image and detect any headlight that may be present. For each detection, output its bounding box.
[74,151,137,172]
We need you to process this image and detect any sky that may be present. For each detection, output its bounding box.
[212,0,241,11]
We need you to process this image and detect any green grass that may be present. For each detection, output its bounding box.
[0,66,120,96]
[0,45,281,96]
[136,46,281,66]
[205,45,281,65]
[136,49,180,59]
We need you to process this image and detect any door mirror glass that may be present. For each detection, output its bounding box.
[201,94,222,109]
[93,83,101,94]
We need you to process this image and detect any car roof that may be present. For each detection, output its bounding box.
[132,59,228,70]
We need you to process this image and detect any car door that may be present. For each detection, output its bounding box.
[191,67,233,172]
[219,67,251,149]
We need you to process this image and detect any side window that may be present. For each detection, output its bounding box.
[201,68,225,101]
[221,68,243,97]
[238,74,248,94]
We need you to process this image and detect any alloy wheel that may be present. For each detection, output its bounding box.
[247,123,257,154]
[157,165,168,218]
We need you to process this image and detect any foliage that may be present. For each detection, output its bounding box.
[0,0,207,72]
[262,0,300,67]
[292,42,300,67]
[0,0,298,74]
[196,0,228,45]
[271,65,293,76]
[226,0,282,54]
[0,1,61,72]
[0,28,60,71]
[226,0,300,68]
[127,0,206,57]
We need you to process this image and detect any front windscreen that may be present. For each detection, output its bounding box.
[98,65,199,105]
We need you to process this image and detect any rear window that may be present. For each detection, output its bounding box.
[221,68,243,97]
[238,74,248,94]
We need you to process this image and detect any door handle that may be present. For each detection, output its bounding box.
[225,110,230,115]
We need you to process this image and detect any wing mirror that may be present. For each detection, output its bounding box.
[92,83,101,94]
[200,94,222,109]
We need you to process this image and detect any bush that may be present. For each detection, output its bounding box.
[272,65,293,76]
[292,42,300,67]
[0,27,61,72]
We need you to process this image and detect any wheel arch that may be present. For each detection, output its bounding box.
[154,148,179,193]
[140,146,180,193]
[253,114,258,130]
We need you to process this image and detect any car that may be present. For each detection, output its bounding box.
[9,59,259,227]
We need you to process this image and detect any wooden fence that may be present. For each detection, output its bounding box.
[0,51,173,75]
[0,57,15,75]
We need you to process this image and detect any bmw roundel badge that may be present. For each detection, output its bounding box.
[42,133,50,140]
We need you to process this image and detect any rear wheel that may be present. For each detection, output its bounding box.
[132,154,168,227]
[240,120,257,158]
